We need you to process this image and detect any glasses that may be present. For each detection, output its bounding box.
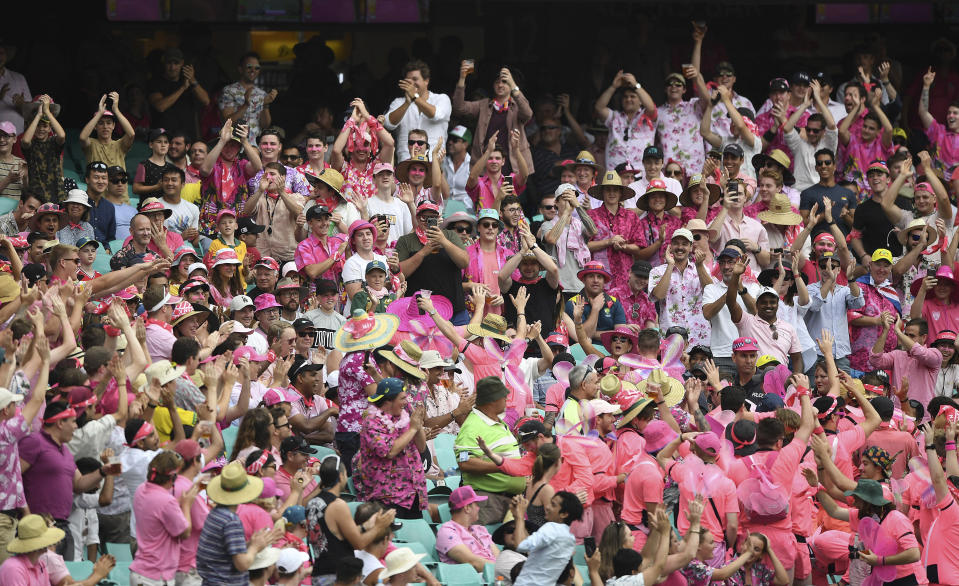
[769,323,778,340]
[454,226,472,234]
[693,233,703,241]
[408,140,428,147]
[479,222,499,229]
[542,205,557,211]
[667,82,685,88]
[280,154,301,161]
[110,178,128,184]
[806,126,823,133]
[717,72,734,78]
[911,233,922,241]
[611,336,631,343]
[297,331,314,337]
[276,422,291,429]
[64,258,80,264]
[664,170,683,177]
[814,159,834,167]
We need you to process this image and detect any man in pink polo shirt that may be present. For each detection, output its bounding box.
[435,486,499,570]
[142,286,182,362]
[621,420,672,550]
[130,451,199,586]
[869,317,942,410]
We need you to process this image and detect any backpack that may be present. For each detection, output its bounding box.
[736,454,790,524]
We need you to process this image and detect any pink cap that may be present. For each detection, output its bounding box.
[262,388,292,406]
[449,486,488,509]
[647,178,669,191]
[216,209,238,223]
[260,477,281,499]
[643,420,679,453]
[0,121,15,136]
[732,337,759,353]
[915,182,934,194]
[372,162,394,175]
[210,248,241,268]
[416,201,441,215]
[813,232,836,244]
[545,332,569,347]
[253,294,281,313]
[694,432,722,453]
[174,439,202,461]
[254,257,280,272]
[233,345,270,364]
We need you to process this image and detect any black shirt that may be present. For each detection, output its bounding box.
[147,76,200,137]
[798,183,856,237]
[853,198,902,256]
[396,230,467,314]
[504,276,560,330]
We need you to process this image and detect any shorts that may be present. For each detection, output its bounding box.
[793,537,811,579]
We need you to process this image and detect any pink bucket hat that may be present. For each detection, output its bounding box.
[253,294,281,313]
[386,293,454,332]
[643,420,679,453]
[449,486,488,510]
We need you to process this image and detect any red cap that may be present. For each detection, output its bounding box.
[416,202,441,215]
[732,337,760,352]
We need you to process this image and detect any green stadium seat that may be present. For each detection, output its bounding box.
[105,541,133,561]
[435,562,482,585]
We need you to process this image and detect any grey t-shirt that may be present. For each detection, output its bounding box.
[304,308,345,350]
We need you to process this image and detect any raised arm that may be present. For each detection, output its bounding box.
[595,70,626,121]
[110,91,136,152]
[838,100,862,146]
[79,94,108,148]
[918,67,936,130]
[700,95,722,148]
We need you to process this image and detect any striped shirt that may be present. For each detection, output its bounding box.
[0,157,25,199]
[196,506,249,585]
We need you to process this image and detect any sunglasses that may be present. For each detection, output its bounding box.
[769,323,778,340]
[408,140,428,147]
[664,170,683,177]
[667,81,685,88]
[88,162,108,171]
[814,160,834,167]
[280,154,301,161]
[806,126,823,133]
[542,204,557,210]
[693,233,703,241]
[911,233,922,241]
[479,222,499,229]
[611,336,631,343]
[110,178,128,184]
[453,226,472,234]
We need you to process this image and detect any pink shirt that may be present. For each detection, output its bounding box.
[0,554,49,586]
[466,173,525,211]
[920,297,959,344]
[718,214,768,274]
[294,232,346,282]
[237,502,275,540]
[923,493,959,580]
[499,436,595,503]
[671,459,737,542]
[274,466,318,503]
[733,311,801,365]
[173,475,209,573]
[869,344,942,411]
[841,133,895,194]
[130,482,191,581]
[621,453,664,550]
[865,424,922,480]
[435,521,496,563]
[145,322,177,362]
[848,508,927,584]
[926,120,959,180]
[462,342,532,424]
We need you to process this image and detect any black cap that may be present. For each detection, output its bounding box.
[725,419,757,456]
[642,145,664,161]
[148,128,171,143]
[237,216,266,235]
[769,78,789,92]
[280,435,317,459]
[306,205,333,221]
[291,318,315,333]
[517,419,549,443]
[630,260,652,278]
[715,61,735,76]
[723,143,745,158]
[288,355,323,381]
[790,72,811,86]
[813,71,834,87]
[688,345,713,360]
[664,326,689,340]
[21,263,46,286]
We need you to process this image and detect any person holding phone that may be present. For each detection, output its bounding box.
[218,52,276,145]
[709,179,770,273]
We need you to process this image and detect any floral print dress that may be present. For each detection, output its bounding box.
[353,404,427,511]
[588,205,643,293]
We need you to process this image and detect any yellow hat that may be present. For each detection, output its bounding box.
[871,249,894,264]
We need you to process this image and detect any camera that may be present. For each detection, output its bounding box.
[413,292,425,315]
[773,248,783,255]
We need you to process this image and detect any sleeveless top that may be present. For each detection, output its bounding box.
[307,491,354,576]
[526,482,548,527]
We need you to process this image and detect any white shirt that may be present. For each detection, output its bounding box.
[442,153,472,207]
[702,280,761,358]
[354,549,385,582]
[0,69,31,133]
[384,91,452,162]
[367,194,412,243]
[784,127,839,192]
[162,197,200,233]
[514,522,577,586]
[625,176,683,209]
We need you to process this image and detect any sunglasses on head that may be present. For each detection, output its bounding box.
[88,162,108,172]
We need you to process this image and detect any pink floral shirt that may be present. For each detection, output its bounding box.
[706,93,756,150]
[610,285,658,328]
[657,99,706,175]
[756,105,811,168]
[588,205,643,293]
[636,212,683,266]
[647,261,711,346]
[605,109,658,169]
[335,351,376,434]
[841,134,895,196]
[341,160,376,202]
[848,282,898,372]
[925,120,959,180]
[354,405,427,510]
[0,413,29,509]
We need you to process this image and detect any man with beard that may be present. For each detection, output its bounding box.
[166,131,199,183]
[648,229,712,347]
[247,129,310,197]
[275,277,303,324]
[702,247,761,381]
[442,125,473,208]
[528,117,579,209]
[218,52,277,143]
[499,227,560,330]
[563,261,627,343]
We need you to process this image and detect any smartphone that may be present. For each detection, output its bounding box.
[503,176,513,187]
[928,266,938,278]
[584,537,596,558]
[773,248,783,255]
[414,292,424,315]
[693,20,707,29]
[426,217,438,229]
[232,124,245,140]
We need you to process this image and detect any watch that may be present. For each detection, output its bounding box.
[634,83,642,91]
[530,244,538,251]
[413,92,420,100]
[511,86,520,94]
[738,287,747,296]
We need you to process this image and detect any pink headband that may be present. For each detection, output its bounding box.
[246,450,272,475]
[127,422,155,446]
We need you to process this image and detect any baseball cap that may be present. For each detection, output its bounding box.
[723,143,745,158]
[372,162,394,176]
[631,260,652,277]
[280,435,317,458]
[670,228,693,243]
[589,399,622,416]
[174,439,202,462]
[255,257,280,272]
[288,355,323,381]
[282,505,307,526]
[732,337,759,352]
[642,146,664,161]
[545,331,568,348]
[229,295,255,312]
[717,247,742,259]
[0,388,24,410]
[365,260,388,274]
[756,286,780,300]
[716,61,736,76]
[369,377,407,403]
[291,318,315,333]
[262,388,292,407]
[416,201,441,216]
[305,205,333,221]
[449,125,473,143]
[790,72,811,86]
[871,249,894,264]
[867,161,890,175]
[769,77,789,92]
[517,419,549,443]
[449,486,488,509]
[237,217,266,235]
[694,432,722,453]
[756,355,781,369]
[276,548,310,574]
[0,121,16,136]
[162,47,184,63]
[75,237,99,251]
[233,345,269,364]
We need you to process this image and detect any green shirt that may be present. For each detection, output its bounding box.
[455,409,526,495]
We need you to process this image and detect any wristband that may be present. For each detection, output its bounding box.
[98,466,106,478]
[795,386,811,397]
[946,441,956,451]
[813,426,825,435]
[926,444,936,451]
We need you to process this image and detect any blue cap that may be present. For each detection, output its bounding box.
[717,247,742,259]
[75,238,99,250]
[283,505,306,525]
[369,377,407,403]
[365,260,388,274]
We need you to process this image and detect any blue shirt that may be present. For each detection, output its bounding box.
[564,292,627,341]
[196,506,249,585]
[514,522,576,586]
[805,282,865,358]
[88,195,116,247]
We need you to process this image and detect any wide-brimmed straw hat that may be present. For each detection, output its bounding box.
[206,461,264,505]
[635,369,685,407]
[897,218,938,247]
[587,170,635,201]
[395,154,433,187]
[303,167,344,197]
[7,514,65,553]
[571,150,602,174]
[751,149,795,186]
[376,344,427,380]
[679,174,722,208]
[334,309,400,353]
[171,300,209,328]
[637,179,678,211]
[465,314,511,343]
[757,193,801,226]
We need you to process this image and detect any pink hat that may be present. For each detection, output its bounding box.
[260,477,281,499]
[171,248,198,267]
[139,198,173,218]
[254,257,280,272]
[234,345,270,364]
[174,439,202,462]
[600,325,639,353]
[116,285,141,301]
[910,264,959,299]
[253,294,281,313]
[347,219,378,250]
[732,337,759,353]
[0,121,16,136]
[449,486,488,510]
[576,260,612,282]
[812,232,836,244]
[386,293,454,332]
[694,432,722,453]
[372,162,394,175]
[210,248,241,269]
[915,182,934,194]
[262,388,293,406]
[545,332,569,347]
[416,201,441,216]
[216,209,238,223]
[643,420,679,453]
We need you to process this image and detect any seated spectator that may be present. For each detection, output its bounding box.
[436,485,500,569]
[510,490,583,586]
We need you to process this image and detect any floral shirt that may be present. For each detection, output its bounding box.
[756,105,811,168]
[0,414,29,509]
[925,120,959,180]
[588,204,643,293]
[335,351,376,434]
[647,261,711,347]
[610,284,658,328]
[247,165,311,197]
[341,160,376,203]
[354,405,427,510]
[848,282,898,372]
[636,212,683,266]
[199,158,252,236]
[707,92,756,150]
[680,559,715,586]
[497,225,522,255]
[218,83,269,142]
[656,99,706,175]
[20,138,64,202]
[605,109,658,169]
[424,383,462,435]
[729,563,776,586]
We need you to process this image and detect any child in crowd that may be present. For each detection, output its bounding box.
[75,238,102,281]
[133,128,171,199]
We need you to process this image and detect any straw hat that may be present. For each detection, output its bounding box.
[571,150,602,173]
[465,314,511,343]
[684,218,718,239]
[757,193,801,226]
[616,396,654,429]
[752,149,795,186]
[897,218,937,247]
[382,547,427,579]
[599,373,638,399]
[636,179,678,212]
[304,167,344,196]
[376,346,427,380]
[635,369,685,407]
[7,514,65,553]
[145,360,186,387]
[395,154,433,187]
[334,309,400,353]
[171,300,209,328]
[587,170,635,202]
[679,174,721,208]
[206,460,264,505]
[418,350,454,370]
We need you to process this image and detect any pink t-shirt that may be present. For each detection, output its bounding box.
[848,508,927,584]
[173,475,209,573]
[130,482,191,581]
[671,459,737,542]
[435,521,496,564]
[921,297,959,346]
[733,311,801,365]
[237,502,275,541]
[621,453,664,549]
[462,341,531,420]
[923,493,959,581]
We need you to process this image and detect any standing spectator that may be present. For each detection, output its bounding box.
[850,161,902,261]
[466,130,528,212]
[196,461,278,585]
[103,165,131,242]
[563,261,627,343]
[385,60,451,162]
[296,133,329,179]
[804,254,863,374]
[610,260,657,330]
[499,226,561,328]
[702,247,762,380]
[918,67,959,190]
[295,206,347,291]
[595,70,658,169]
[167,130,194,181]
[701,88,762,184]
[648,228,712,347]
[367,162,413,243]
[78,92,136,169]
[159,166,201,249]
[173,440,212,585]
[755,75,812,165]
[510,491,582,586]
[848,249,900,375]
[838,91,895,194]
[329,98,395,204]
[247,129,311,198]
[586,171,640,293]
[218,52,277,144]
[56,189,94,247]
[20,95,65,201]
[657,68,706,176]
[453,62,533,175]
[528,117,579,209]
[783,83,839,193]
[245,163,307,263]
[870,318,942,408]
[0,120,24,200]
[798,149,856,238]
[443,125,473,207]
[0,43,30,133]
[197,120,263,236]
[147,48,210,138]
[627,146,683,208]
[133,128,172,199]
[353,378,428,519]
[635,177,682,265]
[709,179,769,273]
[912,265,959,341]
[538,183,596,296]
